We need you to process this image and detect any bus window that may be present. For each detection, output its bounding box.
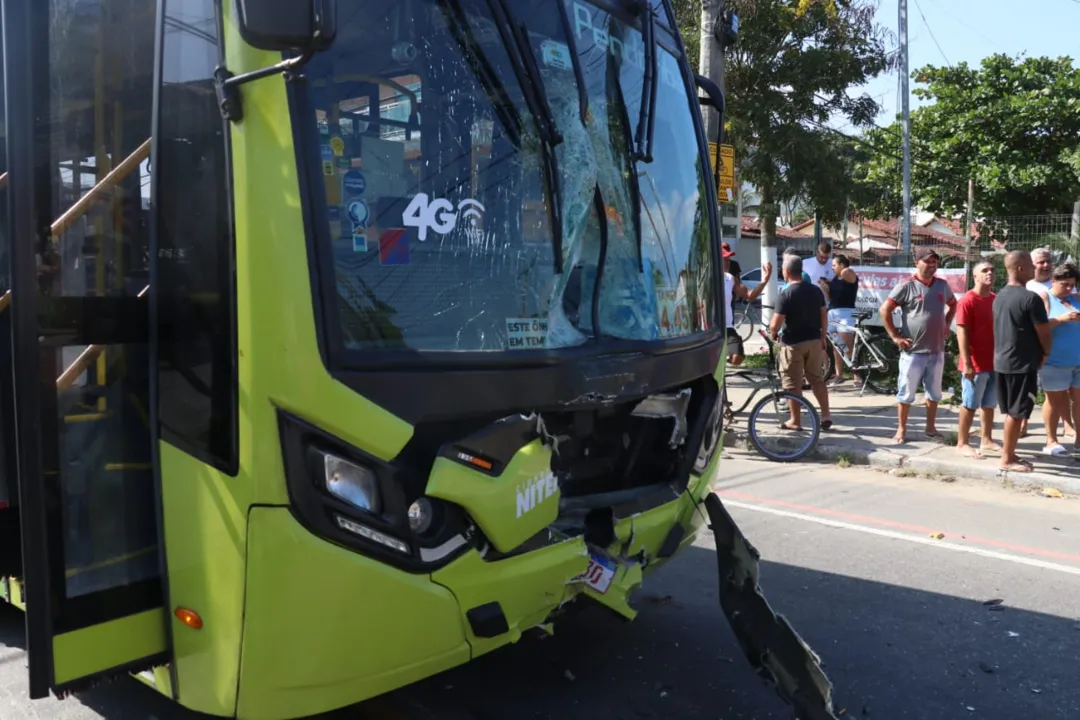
[294,0,717,358]
[41,0,159,607]
[155,0,236,473]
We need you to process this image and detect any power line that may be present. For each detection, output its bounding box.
[911,0,950,66]
[802,116,938,175]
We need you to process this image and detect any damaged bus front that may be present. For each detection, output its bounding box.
[288,0,725,636]
[263,0,837,717]
[0,0,834,717]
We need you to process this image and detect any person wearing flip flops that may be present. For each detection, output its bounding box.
[1036,262,1080,458]
[880,247,957,444]
[955,261,1002,459]
[768,254,833,431]
[993,251,1053,474]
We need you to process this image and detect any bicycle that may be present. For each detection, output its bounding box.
[722,330,822,462]
[731,298,761,342]
[819,311,899,396]
[732,301,834,394]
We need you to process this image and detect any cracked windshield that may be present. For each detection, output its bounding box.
[302,0,716,352]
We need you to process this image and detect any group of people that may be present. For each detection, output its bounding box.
[724,241,859,432]
[723,241,1080,473]
[945,248,1078,472]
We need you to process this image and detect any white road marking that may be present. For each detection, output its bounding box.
[723,498,1080,577]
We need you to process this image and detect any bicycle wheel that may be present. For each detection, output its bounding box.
[734,303,756,342]
[747,391,821,462]
[855,332,900,395]
[820,338,836,383]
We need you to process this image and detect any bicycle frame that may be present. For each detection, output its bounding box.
[825,318,891,396]
[722,330,783,417]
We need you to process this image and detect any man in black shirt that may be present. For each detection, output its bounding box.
[993,250,1052,473]
[768,254,832,430]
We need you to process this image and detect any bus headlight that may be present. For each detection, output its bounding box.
[324,453,380,513]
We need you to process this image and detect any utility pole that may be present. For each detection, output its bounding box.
[841,198,850,254]
[899,0,912,257]
[1071,197,1080,244]
[965,178,975,289]
[699,0,725,142]
[702,2,766,314]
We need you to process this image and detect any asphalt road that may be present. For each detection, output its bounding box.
[1,459,1078,719]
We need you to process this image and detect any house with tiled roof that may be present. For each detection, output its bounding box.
[785,213,984,265]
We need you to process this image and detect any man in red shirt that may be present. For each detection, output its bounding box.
[955,261,1001,457]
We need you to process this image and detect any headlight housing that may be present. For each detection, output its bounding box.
[323,452,380,513]
[693,393,723,475]
[279,411,477,572]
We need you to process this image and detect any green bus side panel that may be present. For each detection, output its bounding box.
[225,34,413,511]
[236,507,469,720]
[160,442,249,717]
[52,608,166,686]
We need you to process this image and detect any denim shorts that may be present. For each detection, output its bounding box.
[961,371,997,410]
[897,351,945,404]
[1039,364,1080,392]
[827,308,856,330]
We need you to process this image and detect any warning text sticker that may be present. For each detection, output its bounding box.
[505,317,548,350]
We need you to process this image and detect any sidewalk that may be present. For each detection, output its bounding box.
[721,380,1080,496]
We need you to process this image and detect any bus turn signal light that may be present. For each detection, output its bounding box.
[456,451,493,471]
[174,608,203,629]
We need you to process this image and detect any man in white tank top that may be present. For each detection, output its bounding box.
[1026,247,1053,299]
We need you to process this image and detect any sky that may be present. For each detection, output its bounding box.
[841,0,1080,131]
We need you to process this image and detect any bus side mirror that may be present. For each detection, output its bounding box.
[694,74,725,143]
[235,0,337,52]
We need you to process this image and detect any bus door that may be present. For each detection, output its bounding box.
[1,0,169,697]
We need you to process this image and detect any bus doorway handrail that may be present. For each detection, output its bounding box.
[0,139,152,390]
[55,285,149,391]
[51,137,150,239]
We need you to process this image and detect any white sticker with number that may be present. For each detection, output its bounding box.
[574,554,616,594]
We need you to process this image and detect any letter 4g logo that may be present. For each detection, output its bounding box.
[402,193,486,241]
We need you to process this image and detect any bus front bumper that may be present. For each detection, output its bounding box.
[235,489,836,720]
[235,489,702,719]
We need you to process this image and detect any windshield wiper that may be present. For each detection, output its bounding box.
[611,51,645,272]
[633,5,658,163]
[555,0,590,126]
[441,0,525,148]
[487,0,567,272]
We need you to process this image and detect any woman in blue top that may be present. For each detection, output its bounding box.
[1039,263,1080,456]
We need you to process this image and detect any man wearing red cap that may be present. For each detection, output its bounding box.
[723,243,771,365]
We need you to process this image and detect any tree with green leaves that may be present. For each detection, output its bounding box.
[858,54,1080,223]
[671,1,892,259]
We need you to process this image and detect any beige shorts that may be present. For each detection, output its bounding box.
[779,338,825,391]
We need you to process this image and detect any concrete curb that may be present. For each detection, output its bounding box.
[723,431,1080,495]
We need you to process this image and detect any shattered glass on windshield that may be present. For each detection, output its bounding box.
[299,0,715,353]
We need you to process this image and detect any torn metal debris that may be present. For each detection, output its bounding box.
[705,493,838,720]
[630,388,693,448]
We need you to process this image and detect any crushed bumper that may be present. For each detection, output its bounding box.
[705,493,838,720]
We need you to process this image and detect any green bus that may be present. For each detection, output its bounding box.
[0,0,834,718]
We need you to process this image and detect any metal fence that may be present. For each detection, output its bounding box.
[829,213,1080,291]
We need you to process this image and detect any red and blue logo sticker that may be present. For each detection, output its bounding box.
[379,229,410,266]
